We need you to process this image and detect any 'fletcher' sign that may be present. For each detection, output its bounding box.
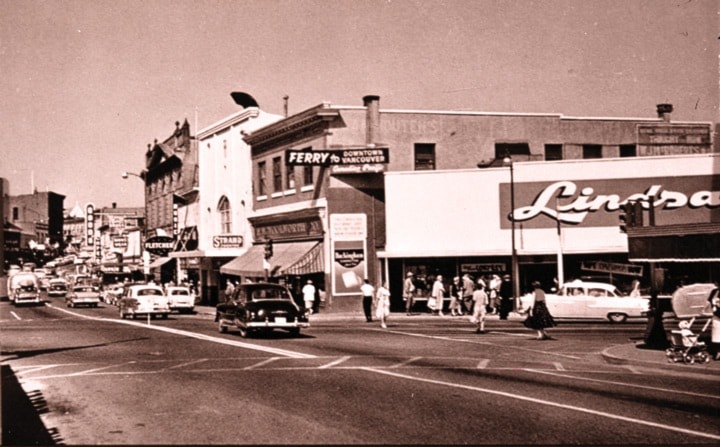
[286,147,389,166]
[144,236,174,256]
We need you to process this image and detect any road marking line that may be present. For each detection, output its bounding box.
[45,305,316,359]
[16,364,63,374]
[477,359,490,369]
[67,363,129,376]
[168,359,208,370]
[10,311,21,320]
[319,356,351,369]
[245,358,280,370]
[527,368,720,400]
[361,367,720,442]
[389,356,422,368]
[553,362,566,371]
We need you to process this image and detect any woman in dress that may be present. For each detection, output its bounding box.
[523,281,557,340]
[375,281,391,329]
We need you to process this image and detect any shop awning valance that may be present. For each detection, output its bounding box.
[148,257,173,270]
[220,241,323,277]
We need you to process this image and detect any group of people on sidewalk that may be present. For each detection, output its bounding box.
[359,273,557,339]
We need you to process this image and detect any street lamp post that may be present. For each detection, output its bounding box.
[503,155,520,304]
[121,171,148,281]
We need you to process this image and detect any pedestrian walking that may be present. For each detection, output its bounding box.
[431,275,446,316]
[498,274,513,320]
[375,281,391,329]
[403,272,416,315]
[361,278,375,322]
[449,276,463,316]
[523,281,556,340]
[488,274,501,314]
[461,274,475,314]
[470,279,489,333]
[224,279,235,302]
[302,279,316,314]
[708,289,720,360]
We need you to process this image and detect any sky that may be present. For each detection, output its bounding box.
[1,0,717,210]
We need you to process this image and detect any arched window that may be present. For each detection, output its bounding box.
[218,196,231,234]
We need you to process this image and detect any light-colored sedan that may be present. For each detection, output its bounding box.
[47,278,68,297]
[65,285,101,308]
[166,286,195,314]
[519,280,650,323]
[118,284,169,320]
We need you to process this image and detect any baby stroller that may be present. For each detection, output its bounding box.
[665,320,710,364]
[665,283,715,364]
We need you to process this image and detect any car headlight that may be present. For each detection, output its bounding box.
[258,309,266,318]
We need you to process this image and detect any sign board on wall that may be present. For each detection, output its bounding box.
[286,148,389,166]
[330,213,367,296]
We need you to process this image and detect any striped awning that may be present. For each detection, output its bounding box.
[220,241,323,277]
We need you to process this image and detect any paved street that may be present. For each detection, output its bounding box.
[2,298,720,445]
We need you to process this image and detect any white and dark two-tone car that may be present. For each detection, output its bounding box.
[519,280,650,323]
[65,284,101,308]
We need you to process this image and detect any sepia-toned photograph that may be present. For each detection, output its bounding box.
[1,0,718,445]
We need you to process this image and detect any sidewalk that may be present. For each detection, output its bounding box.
[195,305,720,374]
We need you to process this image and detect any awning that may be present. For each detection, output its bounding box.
[220,241,323,277]
[148,257,174,270]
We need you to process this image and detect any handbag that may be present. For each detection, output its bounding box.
[427,297,437,310]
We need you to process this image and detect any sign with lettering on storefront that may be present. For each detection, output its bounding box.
[581,261,643,277]
[285,147,389,166]
[212,235,243,248]
[144,236,174,256]
[254,219,323,241]
[500,175,720,229]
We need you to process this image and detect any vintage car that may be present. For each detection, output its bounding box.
[166,286,195,313]
[216,282,309,337]
[47,278,68,297]
[102,284,125,306]
[518,280,650,323]
[65,284,101,308]
[8,272,41,306]
[118,284,169,320]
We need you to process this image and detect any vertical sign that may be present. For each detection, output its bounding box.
[86,203,95,246]
[330,214,367,296]
[172,203,179,238]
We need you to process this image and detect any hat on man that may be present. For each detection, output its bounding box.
[406,272,413,276]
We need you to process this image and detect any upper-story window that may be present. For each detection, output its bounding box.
[286,165,296,190]
[619,144,637,158]
[258,161,267,196]
[303,165,313,187]
[545,144,563,161]
[583,144,602,159]
[495,142,530,159]
[272,157,282,192]
[414,143,436,170]
[218,196,231,234]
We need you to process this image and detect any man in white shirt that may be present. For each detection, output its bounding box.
[360,279,375,322]
[302,280,316,314]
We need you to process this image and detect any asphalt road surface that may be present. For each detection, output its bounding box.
[2,298,720,445]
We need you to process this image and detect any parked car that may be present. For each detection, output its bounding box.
[518,280,650,323]
[47,278,68,297]
[65,284,101,308]
[102,284,125,306]
[216,282,309,337]
[118,284,169,320]
[8,272,41,306]
[166,286,195,313]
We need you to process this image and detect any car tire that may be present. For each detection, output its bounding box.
[607,313,627,323]
[239,326,250,338]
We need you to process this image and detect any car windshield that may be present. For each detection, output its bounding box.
[170,289,189,296]
[137,289,163,296]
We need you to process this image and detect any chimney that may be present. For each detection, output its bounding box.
[363,95,380,145]
[656,103,673,122]
[112,202,117,208]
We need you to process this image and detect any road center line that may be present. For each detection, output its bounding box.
[360,366,720,442]
[10,311,21,320]
[244,357,280,370]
